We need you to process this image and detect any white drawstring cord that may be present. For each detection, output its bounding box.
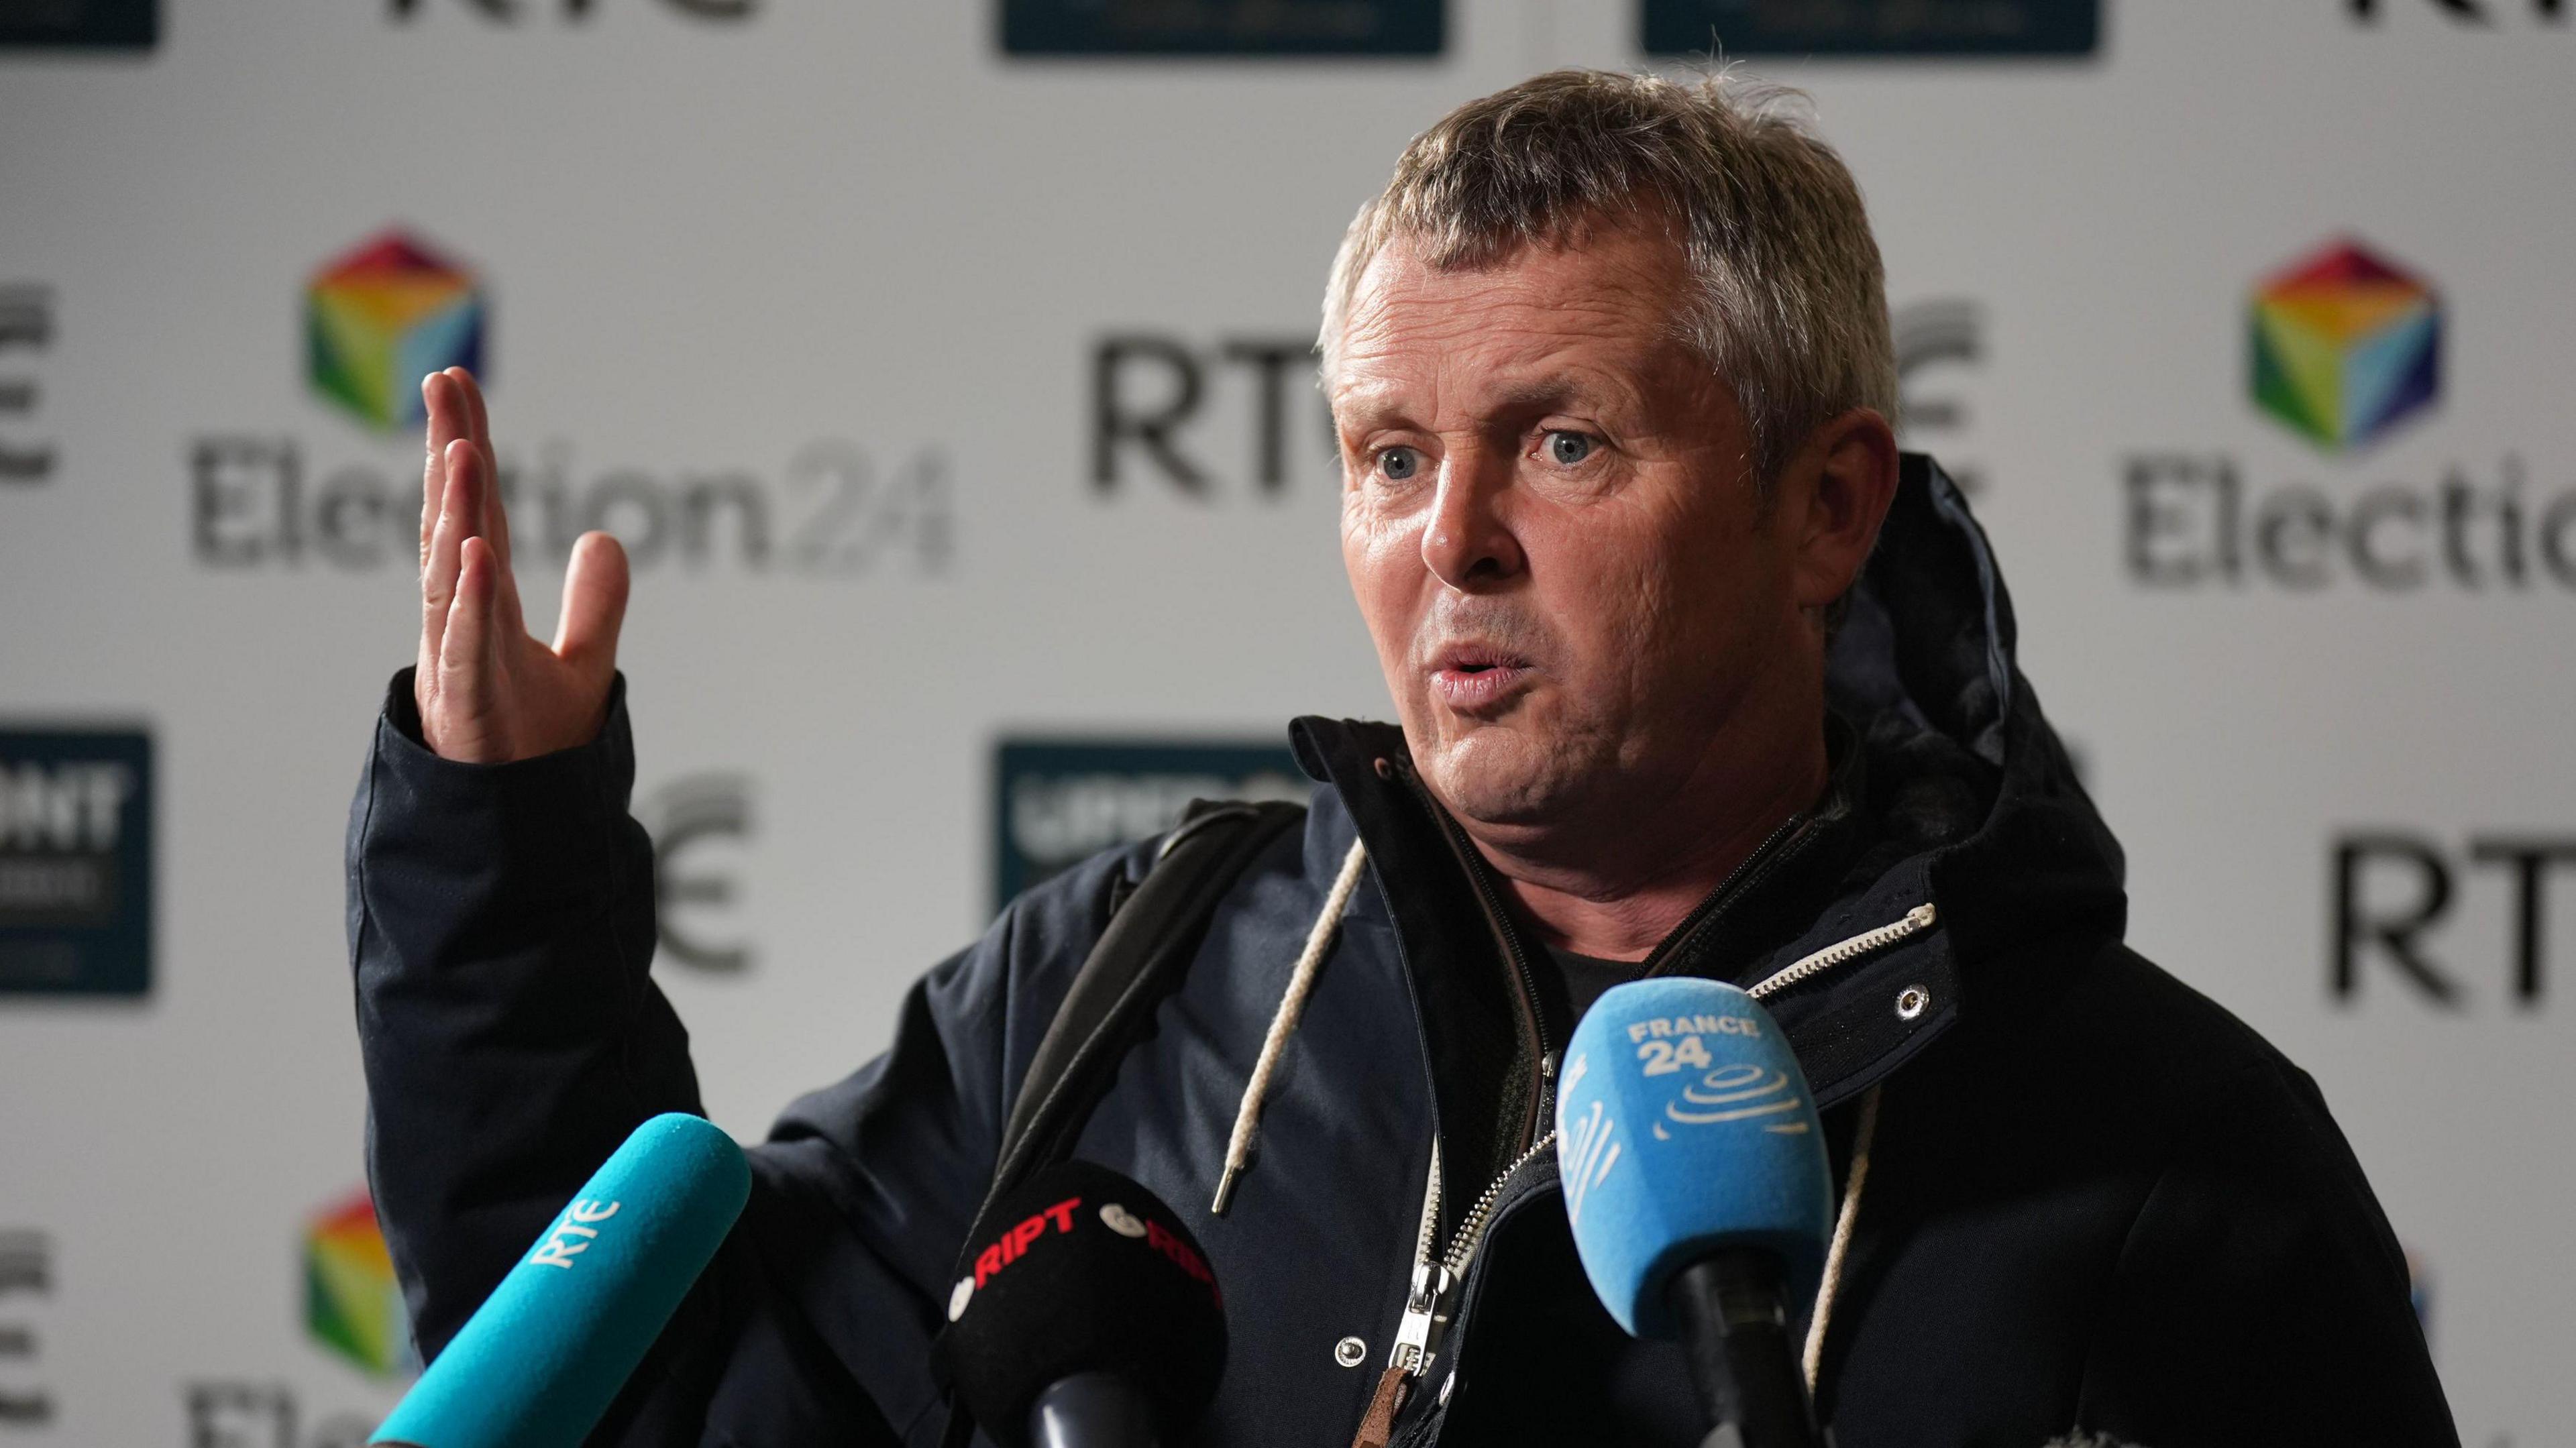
[1212,836,1371,1215]
[1803,1082,1882,1391]
[1208,826,1887,1399]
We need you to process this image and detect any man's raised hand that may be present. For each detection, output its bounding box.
[413,368,631,763]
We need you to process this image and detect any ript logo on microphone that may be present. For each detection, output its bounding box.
[1142,1219,1220,1304]
[528,1199,621,1270]
[1099,1202,1146,1238]
[973,1196,1081,1290]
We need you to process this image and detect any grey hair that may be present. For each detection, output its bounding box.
[1319,68,1896,490]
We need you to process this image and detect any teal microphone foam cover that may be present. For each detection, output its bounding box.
[372,1112,751,1448]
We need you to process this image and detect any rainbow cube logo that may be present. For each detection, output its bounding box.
[2250,237,2439,453]
[305,1188,417,1378]
[307,229,484,433]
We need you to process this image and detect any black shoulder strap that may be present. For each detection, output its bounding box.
[933,799,1303,1447]
[964,799,1307,1261]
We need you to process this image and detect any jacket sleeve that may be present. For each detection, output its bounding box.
[346,669,1137,1446]
[2074,1054,2459,1447]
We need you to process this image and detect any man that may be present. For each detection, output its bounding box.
[349,70,2456,1445]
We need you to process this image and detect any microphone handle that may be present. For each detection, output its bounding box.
[1027,1371,1161,1448]
[1669,1249,1823,1448]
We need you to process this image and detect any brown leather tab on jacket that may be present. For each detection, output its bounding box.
[1351,1365,1411,1448]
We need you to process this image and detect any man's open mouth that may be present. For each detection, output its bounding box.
[1428,645,1536,711]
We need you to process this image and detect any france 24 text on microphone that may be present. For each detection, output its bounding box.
[370,1112,751,1448]
[1556,978,1833,1448]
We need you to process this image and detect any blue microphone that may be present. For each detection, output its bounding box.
[1556,979,1831,1448]
[372,1113,751,1448]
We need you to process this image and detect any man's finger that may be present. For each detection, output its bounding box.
[421,437,480,661]
[447,368,513,571]
[555,530,631,669]
[437,536,502,755]
[421,372,472,571]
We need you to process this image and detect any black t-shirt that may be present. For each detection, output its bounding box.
[1548,944,1644,1023]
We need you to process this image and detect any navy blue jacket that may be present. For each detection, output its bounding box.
[347,457,2457,1446]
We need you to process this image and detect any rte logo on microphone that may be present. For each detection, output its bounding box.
[529,1199,623,1270]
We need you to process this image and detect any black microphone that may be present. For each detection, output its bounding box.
[934,1160,1226,1448]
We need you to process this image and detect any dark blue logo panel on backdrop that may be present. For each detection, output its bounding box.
[995,739,1307,911]
[0,0,158,50]
[1003,0,1440,56]
[0,730,152,997]
[1644,0,2098,57]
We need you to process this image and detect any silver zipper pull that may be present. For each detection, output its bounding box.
[1389,1260,1456,1376]
[1352,1271,1452,1448]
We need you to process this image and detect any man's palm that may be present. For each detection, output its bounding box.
[413,368,629,763]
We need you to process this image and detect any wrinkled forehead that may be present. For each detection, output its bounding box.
[1328,229,1703,427]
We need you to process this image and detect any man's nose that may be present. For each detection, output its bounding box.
[1420,446,1525,591]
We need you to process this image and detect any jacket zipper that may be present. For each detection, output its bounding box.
[1356,753,1929,1444]
[1748,903,1938,1001]
[1387,1129,1555,1375]
[1358,1132,1558,1447]
[1358,759,1557,1447]
[1352,900,1941,1446]
[1640,807,1813,976]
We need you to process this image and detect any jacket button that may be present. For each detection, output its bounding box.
[1334,1336,1368,1368]
[1895,984,1930,1020]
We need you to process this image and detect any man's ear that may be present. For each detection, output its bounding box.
[1785,408,1900,614]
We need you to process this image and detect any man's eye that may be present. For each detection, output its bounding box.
[1546,431,1595,466]
[1377,447,1423,482]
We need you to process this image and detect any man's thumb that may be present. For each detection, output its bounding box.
[556,530,631,665]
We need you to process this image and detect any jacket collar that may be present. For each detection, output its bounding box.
[1289,717,1543,1235]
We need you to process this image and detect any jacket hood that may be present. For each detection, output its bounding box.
[1825,451,2127,968]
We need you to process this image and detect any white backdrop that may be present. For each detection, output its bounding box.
[3,2,2570,1443]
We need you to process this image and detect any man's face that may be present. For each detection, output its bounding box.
[1331,223,1811,834]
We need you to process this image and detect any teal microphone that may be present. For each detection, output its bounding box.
[372,1113,751,1448]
